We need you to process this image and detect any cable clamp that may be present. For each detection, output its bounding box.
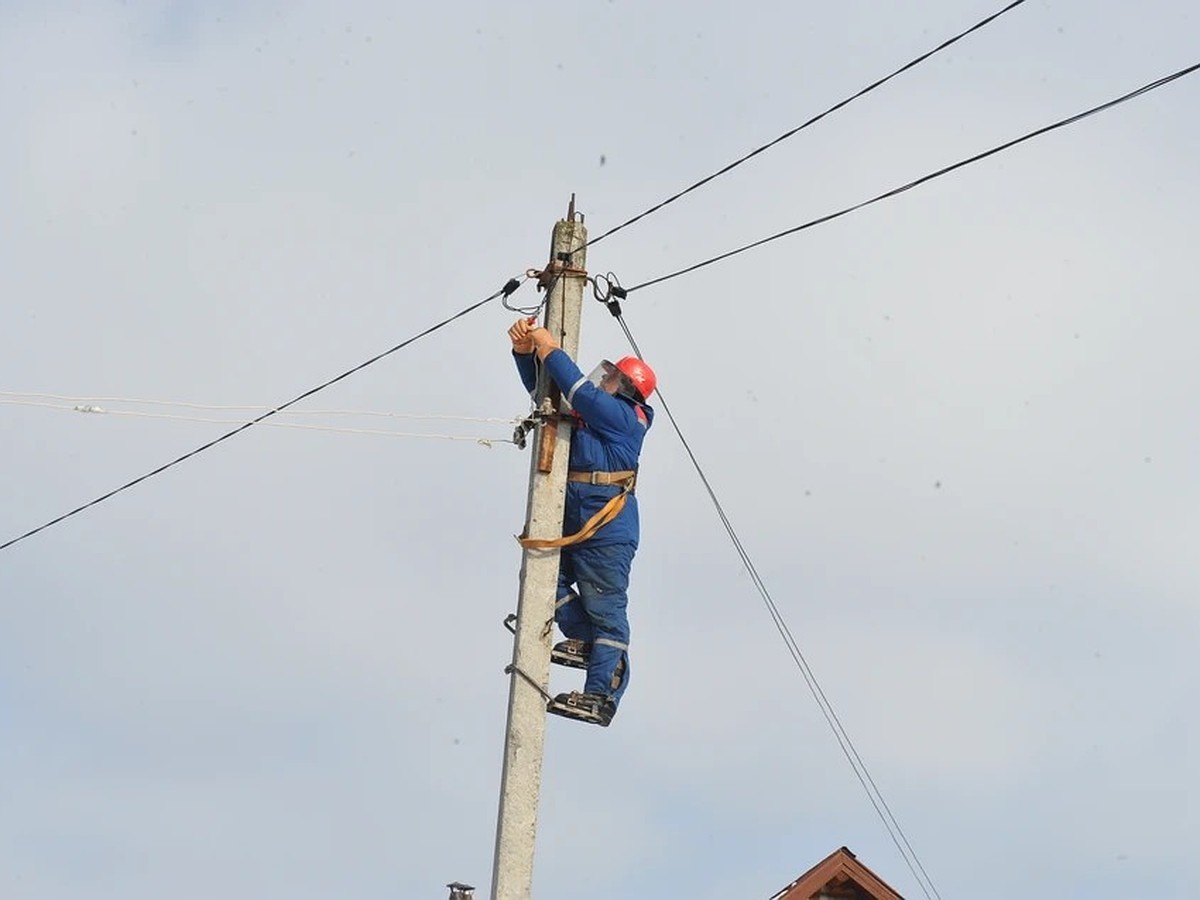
[513,416,535,450]
[502,272,544,315]
[590,272,627,318]
[527,258,588,293]
[512,407,573,450]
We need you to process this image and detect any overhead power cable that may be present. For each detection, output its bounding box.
[614,312,941,900]
[0,3,1040,553]
[17,58,1190,555]
[584,0,1029,249]
[0,277,527,553]
[626,60,1200,293]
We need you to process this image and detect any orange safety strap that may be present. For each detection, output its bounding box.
[518,483,632,550]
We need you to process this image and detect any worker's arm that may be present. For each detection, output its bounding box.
[527,325,560,361]
[513,351,537,395]
[539,346,640,439]
[510,317,538,394]
[527,326,640,435]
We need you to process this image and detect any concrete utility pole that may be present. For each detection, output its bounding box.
[490,199,587,900]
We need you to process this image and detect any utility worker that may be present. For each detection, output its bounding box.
[508,316,656,727]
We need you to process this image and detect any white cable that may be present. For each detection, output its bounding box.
[0,392,518,425]
[1,398,510,447]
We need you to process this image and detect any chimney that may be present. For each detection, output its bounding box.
[447,882,475,900]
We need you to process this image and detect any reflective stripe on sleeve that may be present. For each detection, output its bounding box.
[566,375,588,405]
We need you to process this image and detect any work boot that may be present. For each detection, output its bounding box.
[550,639,591,670]
[546,691,616,727]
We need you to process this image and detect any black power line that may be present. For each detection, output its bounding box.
[590,63,1198,893]
[614,311,941,900]
[14,59,1193,555]
[0,279,526,553]
[627,61,1200,294]
[585,0,1030,250]
[0,3,1039,555]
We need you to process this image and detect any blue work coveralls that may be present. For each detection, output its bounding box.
[514,348,653,709]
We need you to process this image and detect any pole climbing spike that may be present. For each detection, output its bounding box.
[550,639,590,669]
[546,691,615,727]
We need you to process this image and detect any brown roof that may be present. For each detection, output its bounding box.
[768,846,905,900]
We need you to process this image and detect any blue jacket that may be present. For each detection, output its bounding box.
[514,349,653,547]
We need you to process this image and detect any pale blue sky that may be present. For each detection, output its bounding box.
[2,2,1197,898]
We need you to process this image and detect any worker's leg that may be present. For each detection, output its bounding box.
[571,542,635,707]
[554,550,593,643]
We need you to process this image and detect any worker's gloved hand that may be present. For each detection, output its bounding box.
[508,316,537,354]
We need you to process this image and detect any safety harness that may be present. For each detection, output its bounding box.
[518,469,637,550]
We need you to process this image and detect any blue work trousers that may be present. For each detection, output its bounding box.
[555,542,635,707]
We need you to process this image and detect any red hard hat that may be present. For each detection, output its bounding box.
[614,356,656,401]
